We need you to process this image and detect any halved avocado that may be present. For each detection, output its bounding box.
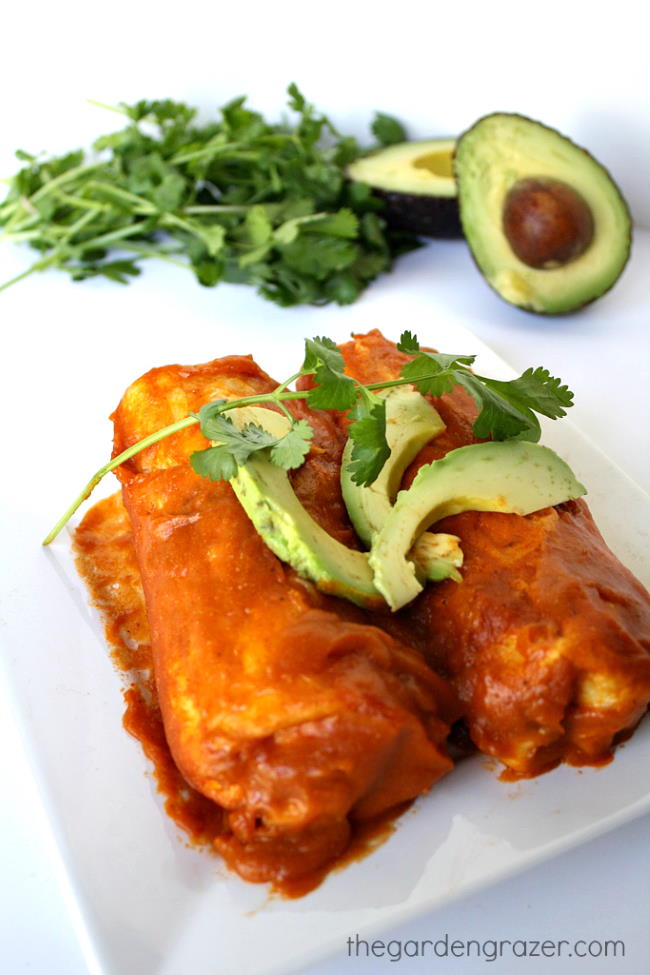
[454,113,632,314]
[346,138,462,238]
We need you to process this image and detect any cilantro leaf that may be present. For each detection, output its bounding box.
[345,395,390,486]
[302,336,345,373]
[151,172,186,212]
[287,82,307,114]
[302,336,358,410]
[395,334,572,442]
[280,235,358,279]
[192,400,314,480]
[456,367,573,441]
[185,220,226,257]
[371,113,407,147]
[302,209,359,238]
[245,205,273,247]
[456,372,542,441]
[195,401,278,463]
[193,399,230,432]
[70,259,141,284]
[308,365,358,410]
[201,412,277,463]
[190,444,238,481]
[400,351,476,397]
[269,419,313,469]
[396,330,420,354]
[481,367,574,420]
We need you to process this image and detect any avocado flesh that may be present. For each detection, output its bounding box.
[454,113,632,314]
[410,532,463,583]
[369,441,587,611]
[224,408,385,610]
[346,138,462,238]
[340,386,463,580]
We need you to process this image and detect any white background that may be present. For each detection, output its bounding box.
[1,2,649,974]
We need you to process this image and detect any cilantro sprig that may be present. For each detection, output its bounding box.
[396,331,574,441]
[1,87,418,306]
[42,332,574,544]
[190,403,314,481]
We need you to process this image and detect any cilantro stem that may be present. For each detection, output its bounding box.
[0,261,43,292]
[274,371,304,395]
[162,213,205,236]
[30,162,107,204]
[82,180,157,213]
[1,200,39,235]
[183,204,251,214]
[42,414,200,546]
[275,401,295,422]
[49,191,113,213]
[169,142,240,165]
[72,222,155,251]
[0,229,45,244]
[59,208,98,244]
[120,243,188,269]
[365,376,442,393]
[42,387,304,544]
[86,99,129,116]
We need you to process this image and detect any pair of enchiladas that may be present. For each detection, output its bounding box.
[74,329,650,894]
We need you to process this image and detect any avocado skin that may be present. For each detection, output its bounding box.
[376,189,462,239]
[454,112,633,315]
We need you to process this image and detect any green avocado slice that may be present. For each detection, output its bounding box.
[368,441,587,611]
[224,407,385,611]
[340,386,463,581]
[454,113,632,314]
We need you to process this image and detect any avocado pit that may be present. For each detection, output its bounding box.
[502,177,595,270]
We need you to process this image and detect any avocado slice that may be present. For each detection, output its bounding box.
[454,113,632,314]
[346,138,462,238]
[368,441,587,611]
[224,407,386,611]
[340,386,463,581]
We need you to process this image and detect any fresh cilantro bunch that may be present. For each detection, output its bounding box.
[43,332,574,545]
[0,86,417,305]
